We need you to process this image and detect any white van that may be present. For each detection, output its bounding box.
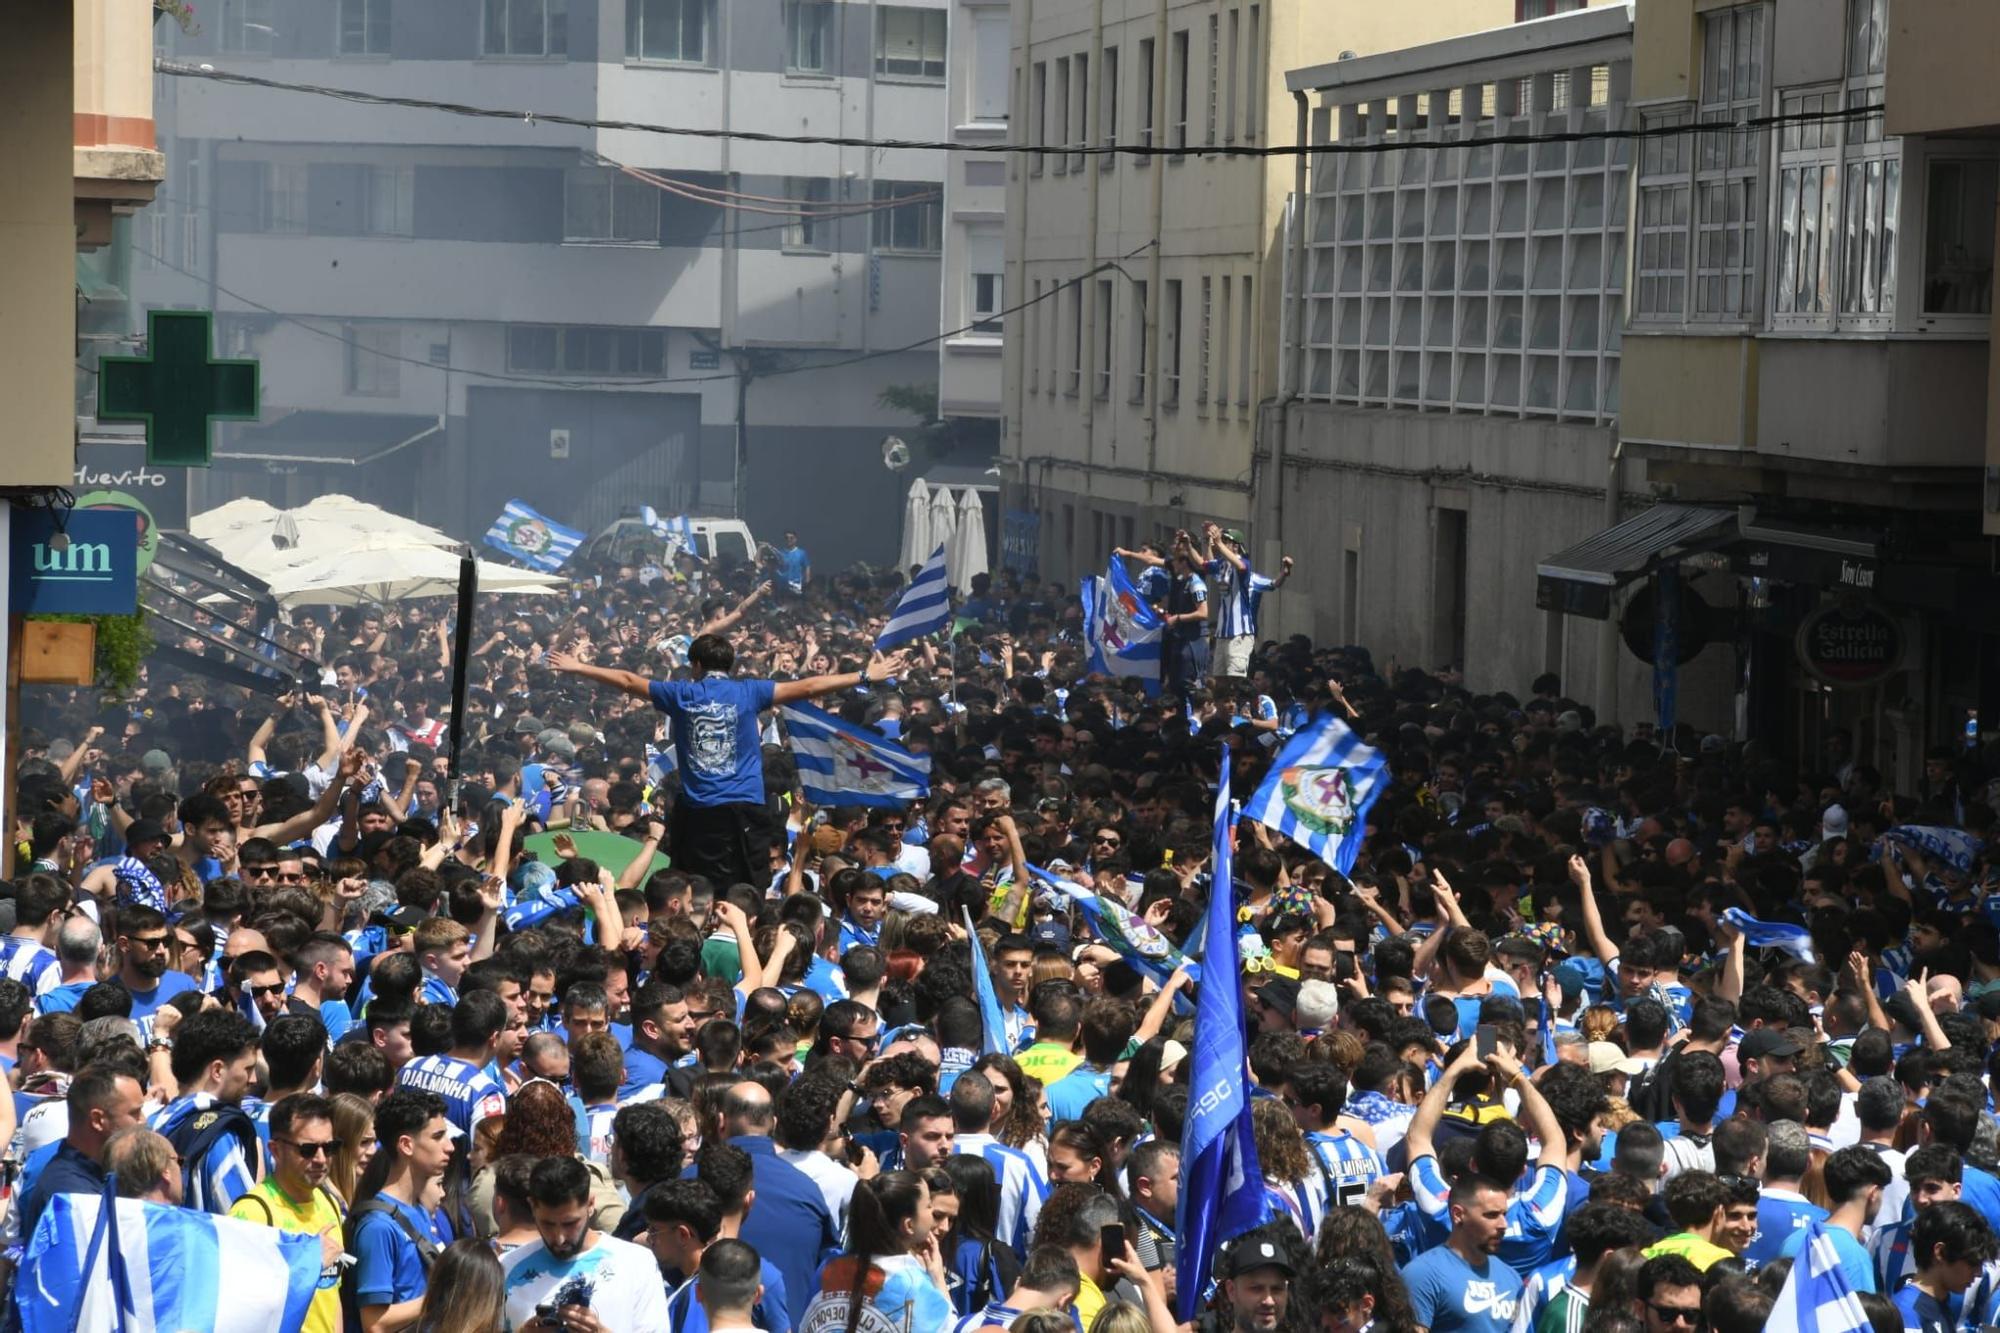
[585,514,759,566]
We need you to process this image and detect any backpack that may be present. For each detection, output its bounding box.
[966,1239,1020,1313]
[158,1101,260,1213]
[340,1197,444,1331]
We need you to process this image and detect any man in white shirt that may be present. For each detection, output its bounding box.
[773,1073,859,1236]
[502,1157,670,1333]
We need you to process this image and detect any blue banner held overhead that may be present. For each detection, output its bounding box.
[9,507,139,615]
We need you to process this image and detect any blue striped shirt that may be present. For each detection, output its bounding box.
[955,1133,1048,1256]
[397,1053,508,1137]
[1410,1155,1570,1275]
[1301,1130,1385,1233]
[150,1092,258,1214]
[0,937,60,997]
[1204,559,1276,640]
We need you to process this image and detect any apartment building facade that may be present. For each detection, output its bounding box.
[133,0,950,568]
[938,0,1011,418]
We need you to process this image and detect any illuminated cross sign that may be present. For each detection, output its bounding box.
[98,310,260,467]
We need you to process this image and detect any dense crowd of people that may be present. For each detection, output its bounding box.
[5,518,2000,1333]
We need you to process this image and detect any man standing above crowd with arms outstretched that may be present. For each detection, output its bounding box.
[548,635,907,887]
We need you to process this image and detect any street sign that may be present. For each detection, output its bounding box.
[8,508,139,615]
[98,309,260,467]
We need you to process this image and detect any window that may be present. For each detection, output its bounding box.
[871,181,942,252]
[1243,6,1260,141]
[973,270,1004,333]
[1095,278,1114,399]
[1053,58,1070,174]
[1772,0,1907,328]
[1071,53,1089,173]
[1100,46,1119,156]
[1635,5,1766,323]
[782,178,832,249]
[1237,275,1253,406]
[263,162,308,234]
[1138,38,1156,153]
[507,326,667,377]
[1923,159,1998,317]
[876,7,945,81]
[1518,0,1586,16]
[1130,279,1149,402]
[218,0,273,54]
[1067,281,1083,395]
[971,9,1010,120]
[485,0,566,57]
[338,0,391,55]
[627,0,711,64]
[784,0,832,73]
[1031,62,1048,174]
[1205,15,1219,147]
[1169,30,1189,153]
[1217,276,1233,406]
[359,164,414,237]
[345,325,401,396]
[1225,9,1239,143]
[1197,276,1213,405]
[564,167,661,244]
[1163,278,1183,406]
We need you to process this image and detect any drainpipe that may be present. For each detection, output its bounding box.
[1141,0,1167,485]
[1595,437,1624,724]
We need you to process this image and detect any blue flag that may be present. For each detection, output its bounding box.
[1241,713,1387,875]
[1883,824,1984,875]
[1081,557,1163,686]
[964,908,1010,1057]
[781,703,931,808]
[22,1184,322,1333]
[877,544,951,650]
[1177,744,1269,1321]
[1766,1222,1872,1333]
[484,500,584,573]
[1720,907,1816,963]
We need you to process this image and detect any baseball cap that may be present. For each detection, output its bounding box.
[370,906,425,932]
[1224,1237,1295,1278]
[1160,1039,1189,1073]
[1028,920,1071,953]
[1586,1041,1647,1077]
[511,715,545,735]
[141,749,173,774]
[1973,989,2000,1021]
[1738,1028,1804,1062]
[1821,803,1850,841]
[1222,528,1248,546]
[1254,977,1301,1020]
[124,819,169,848]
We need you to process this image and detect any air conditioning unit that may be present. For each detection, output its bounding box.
[550,428,571,459]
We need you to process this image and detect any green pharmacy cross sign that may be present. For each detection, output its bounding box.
[98,310,260,467]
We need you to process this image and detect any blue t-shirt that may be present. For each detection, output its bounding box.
[352,1194,443,1310]
[775,546,810,589]
[1403,1244,1524,1333]
[648,677,778,807]
[1745,1190,1828,1268]
[126,971,200,1042]
[38,980,92,1014]
[1778,1223,1875,1294]
[1044,1066,1114,1125]
[665,1258,793,1332]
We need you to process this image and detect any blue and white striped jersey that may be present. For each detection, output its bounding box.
[1299,1130,1386,1233]
[150,1092,257,1214]
[397,1053,508,1137]
[0,938,60,997]
[1409,1154,1570,1275]
[954,1132,1048,1257]
[1204,559,1276,640]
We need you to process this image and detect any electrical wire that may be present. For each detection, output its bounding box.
[125,238,1151,391]
[156,59,1885,158]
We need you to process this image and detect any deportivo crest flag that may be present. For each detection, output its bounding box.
[484,500,584,573]
[781,702,931,808]
[1242,713,1387,875]
[1081,557,1163,685]
[21,1185,323,1333]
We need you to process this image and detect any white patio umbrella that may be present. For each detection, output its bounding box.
[897,477,934,574]
[928,485,959,585]
[192,493,456,583]
[949,487,990,594]
[264,538,561,607]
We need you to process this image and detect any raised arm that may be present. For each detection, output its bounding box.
[246,703,283,769]
[311,695,343,773]
[1112,547,1167,569]
[616,817,665,891]
[1569,852,1622,968]
[701,580,773,637]
[1489,1046,1565,1169]
[1271,554,1295,588]
[255,748,363,845]
[1406,1043,1480,1163]
[771,649,909,705]
[546,649,653,701]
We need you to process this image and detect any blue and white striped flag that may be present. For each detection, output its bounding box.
[1721,907,1816,963]
[965,907,1010,1057]
[1081,557,1163,685]
[1884,824,1984,875]
[1767,1222,1871,1333]
[1178,742,1270,1321]
[1028,865,1201,1005]
[640,506,697,557]
[1241,713,1387,875]
[781,703,931,808]
[876,544,950,651]
[21,1186,323,1333]
[483,500,584,573]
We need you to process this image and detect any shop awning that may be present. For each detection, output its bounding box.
[1536,504,1735,619]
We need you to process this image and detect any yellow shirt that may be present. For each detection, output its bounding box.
[229,1178,344,1333]
[1644,1232,1734,1271]
[1015,1041,1084,1087]
[1075,1273,1107,1330]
